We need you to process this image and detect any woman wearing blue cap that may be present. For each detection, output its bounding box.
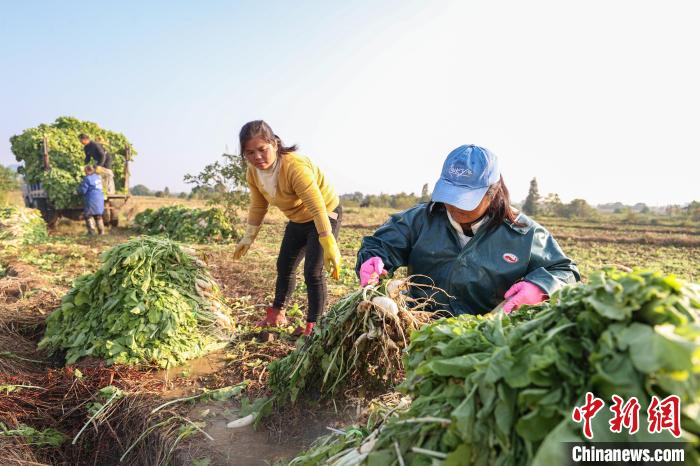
[356,145,580,315]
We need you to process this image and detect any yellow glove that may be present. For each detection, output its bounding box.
[319,234,342,280]
[233,224,261,260]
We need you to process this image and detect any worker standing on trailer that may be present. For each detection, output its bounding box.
[357,145,580,315]
[78,133,115,194]
[232,120,342,336]
[77,165,105,236]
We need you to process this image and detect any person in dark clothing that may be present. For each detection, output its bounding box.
[357,145,580,316]
[79,134,112,168]
[77,165,105,235]
[78,134,115,194]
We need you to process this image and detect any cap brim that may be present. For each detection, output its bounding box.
[431,178,489,211]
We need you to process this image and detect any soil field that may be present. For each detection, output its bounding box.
[1,195,698,465]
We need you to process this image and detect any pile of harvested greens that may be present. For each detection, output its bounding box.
[286,268,700,465]
[133,205,237,243]
[268,279,433,404]
[39,236,233,367]
[0,206,48,245]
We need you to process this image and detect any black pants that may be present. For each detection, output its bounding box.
[273,205,342,323]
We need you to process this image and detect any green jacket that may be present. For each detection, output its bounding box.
[356,203,580,315]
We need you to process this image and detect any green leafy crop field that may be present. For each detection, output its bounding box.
[1,198,698,465]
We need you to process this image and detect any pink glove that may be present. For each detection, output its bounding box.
[359,257,387,287]
[502,281,547,314]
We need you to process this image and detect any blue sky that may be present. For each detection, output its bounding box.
[1,0,698,205]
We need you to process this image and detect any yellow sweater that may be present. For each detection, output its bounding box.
[246,153,339,235]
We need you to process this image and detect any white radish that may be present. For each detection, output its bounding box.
[385,279,405,299]
[226,414,254,429]
[354,333,369,347]
[359,436,378,454]
[194,258,208,268]
[371,296,399,317]
[196,278,213,291]
[213,309,233,328]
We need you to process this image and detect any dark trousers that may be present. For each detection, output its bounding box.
[273,205,342,323]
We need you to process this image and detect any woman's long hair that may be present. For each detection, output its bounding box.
[484,176,523,230]
[238,120,297,156]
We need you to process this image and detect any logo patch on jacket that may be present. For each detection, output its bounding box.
[503,253,519,264]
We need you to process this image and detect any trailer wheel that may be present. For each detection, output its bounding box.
[45,212,59,229]
[105,207,119,227]
[36,199,59,229]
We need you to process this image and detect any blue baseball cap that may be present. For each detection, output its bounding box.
[431,145,500,210]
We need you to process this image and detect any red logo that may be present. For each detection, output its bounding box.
[572,393,683,439]
[648,395,681,438]
[572,392,605,440]
[610,395,641,435]
[503,253,519,264]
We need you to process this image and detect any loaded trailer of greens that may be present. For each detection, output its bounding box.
[10,116,136,227]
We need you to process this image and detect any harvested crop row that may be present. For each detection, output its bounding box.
[0,206,48,246]
[133,205,237,243]
[39,236,234,367]
[0,358,170,465]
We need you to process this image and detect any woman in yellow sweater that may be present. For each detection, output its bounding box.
[232,120,342,336]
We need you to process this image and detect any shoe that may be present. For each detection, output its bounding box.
[255,307,288,327]
[293,322,315,337]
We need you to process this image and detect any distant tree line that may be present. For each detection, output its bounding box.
[127,170,699,224]
[130,184,187,199]
[132,178,433,210]
[338,183,431,209]
[0,164,20,204]
[521,179,598,218]
[521,177,699,221]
